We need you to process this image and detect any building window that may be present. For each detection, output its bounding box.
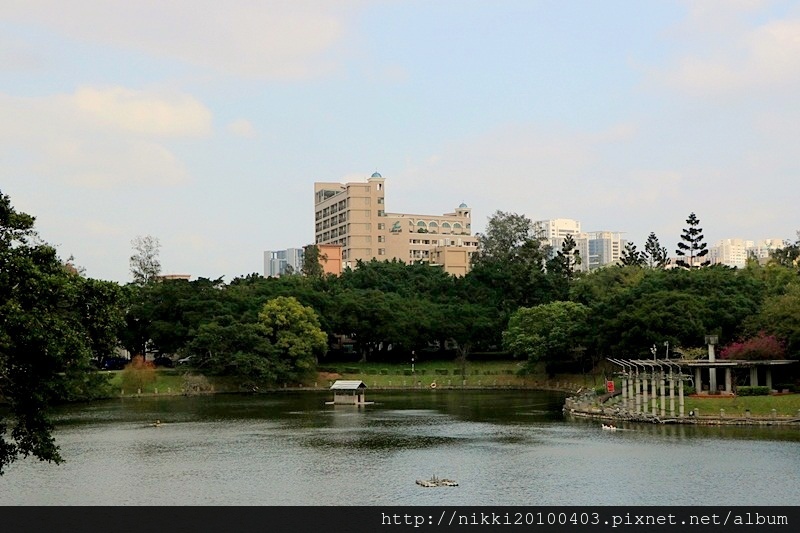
[377,197,384,204]
[442,222,451,228]
[378,248,386,255]
[378,223,385,230]
[378,210,385,217]
[378,235,385,242]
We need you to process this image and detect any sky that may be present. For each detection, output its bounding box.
[2,0,799,283]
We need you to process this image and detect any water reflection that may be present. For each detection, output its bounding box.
[2,390,798,505]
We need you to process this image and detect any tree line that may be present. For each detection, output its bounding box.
[3,191,800,473]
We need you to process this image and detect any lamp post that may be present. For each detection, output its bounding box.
[411,351,415,375]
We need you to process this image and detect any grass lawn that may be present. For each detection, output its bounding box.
[314,360,605,390]
[97,362,800,418]
[684,394,800,417]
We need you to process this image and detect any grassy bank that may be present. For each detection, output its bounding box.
[684,394,800,417]
[314,360,602,390]
[98,362,800,418]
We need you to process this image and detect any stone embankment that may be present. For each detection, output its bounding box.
[564,389,800,426]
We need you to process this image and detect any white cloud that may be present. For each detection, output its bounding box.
[74,86,212,137]
[38,139,188,188]
[392,122,637,223]
[0,87,204,188]
[226,118,258,138]
[0,35,44,71]
[3,0,359,80]
[651,9,800,94]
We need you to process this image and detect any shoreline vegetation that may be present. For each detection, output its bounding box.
[102,360,800,423]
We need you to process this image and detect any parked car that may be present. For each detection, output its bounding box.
[101,357,128,370]
[153,356,174,368]
[176,356,193,366]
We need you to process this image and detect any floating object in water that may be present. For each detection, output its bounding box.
[601,423,617,431]
[416,475,458,487]
[150,420,164,427]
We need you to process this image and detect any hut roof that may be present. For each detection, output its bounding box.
[330,380,367,390]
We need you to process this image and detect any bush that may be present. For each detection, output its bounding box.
[737,386,771,396]
[120,355,156,393]
[366,369,378,375]
[183,374,212,395]
[379,369,389,375]
[774,383,797,392]
[403,369,413,376]
[720,332,787,360]
[343,367,359,374]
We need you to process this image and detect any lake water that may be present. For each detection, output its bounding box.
[2,390,798,506]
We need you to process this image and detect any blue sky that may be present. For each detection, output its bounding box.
[2,0,799,283]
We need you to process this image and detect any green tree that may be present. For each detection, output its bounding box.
[503,301,590,375]
[768,231,800,270]
[302,244,325,277]
[675,213,710,269]
[644,232,670,268]
[1,192,112,474]
[619,241,646,267]
[258,296,327,380]
[745,284,800,356]
[129,235,161,285]
[469,211,552,313]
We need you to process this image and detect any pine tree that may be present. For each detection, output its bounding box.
[675,213,710,269]
[556,234,582,276]
[619,241,646,267]
[644,232,669,268]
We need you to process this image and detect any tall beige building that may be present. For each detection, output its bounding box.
[314,172,477,275]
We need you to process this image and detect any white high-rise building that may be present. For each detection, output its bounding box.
[575,231,626,272]
[263,248,304,277]
[534,218,581,254]
[709,238,786,268]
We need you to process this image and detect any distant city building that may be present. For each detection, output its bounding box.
[263,248,304,277]
[155,274,191,281]
[575,231,626,272]
[709,238,785,268]
[314,172,477,275]
[534,218,582,255]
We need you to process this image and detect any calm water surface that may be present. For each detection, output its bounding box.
[2,390,798,505]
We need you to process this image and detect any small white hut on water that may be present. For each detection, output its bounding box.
[328,380,370,405]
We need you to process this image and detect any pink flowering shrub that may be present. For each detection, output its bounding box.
[719,332,787,360]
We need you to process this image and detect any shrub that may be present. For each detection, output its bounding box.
[737,386,771,396]
[403,369,413,376]
[379,369,389,375]
[720,332,787,361]
[120,355,156,393]
[435,369,449,376]
[343,367,359,374]
[366,369,377,375]
[183,374,212,395]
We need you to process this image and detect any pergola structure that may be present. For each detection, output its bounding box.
[607,357,797,419]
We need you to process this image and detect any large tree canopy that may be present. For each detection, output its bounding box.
[1,192,121,475]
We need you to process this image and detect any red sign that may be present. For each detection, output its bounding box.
[606,381,615,393]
